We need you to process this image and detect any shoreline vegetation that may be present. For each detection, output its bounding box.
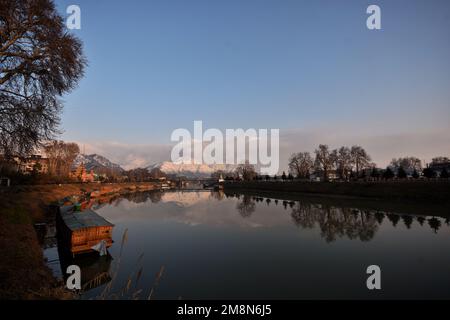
[224,180,450,206]
[0,182,158,299]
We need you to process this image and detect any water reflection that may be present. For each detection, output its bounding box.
[95,190,450,243]
[222,192,449,242]
[42,190,450,299]
[236,195,256,218]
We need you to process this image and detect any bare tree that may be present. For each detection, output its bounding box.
[0,0,86,157]
[235,161,257,181]
[390,157,422,174]
[335,146,352,180]
[350,146,371,177]
[44,140,79,177]
[288,152,313,179]
[314,144,336,181]
[127,168,151,182]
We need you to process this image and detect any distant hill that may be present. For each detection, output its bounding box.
[147,161,236,178]
[73,154,125,175]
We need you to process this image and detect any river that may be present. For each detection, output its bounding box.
[42,189,450,299]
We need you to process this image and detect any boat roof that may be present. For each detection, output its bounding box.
[60,206,114,231]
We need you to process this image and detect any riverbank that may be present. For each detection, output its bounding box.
[224,180,450,204]
[0,182,158,299]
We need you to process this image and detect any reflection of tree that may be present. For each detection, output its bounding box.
[402,215,413,229]
[236,195,256,218]
[387,214,400,227]
[122,191,151,204]
[148,191,162,203]
[375,212,385,224]
[210,190,225,201]
[416,216,425,226]
[428,217,441,233]
[290,203,379,243]
[291,202,316,229]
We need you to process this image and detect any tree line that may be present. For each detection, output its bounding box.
[216,145,449,182]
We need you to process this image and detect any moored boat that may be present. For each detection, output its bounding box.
[56,205,114,257]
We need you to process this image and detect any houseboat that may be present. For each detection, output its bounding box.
[57,205,114,257]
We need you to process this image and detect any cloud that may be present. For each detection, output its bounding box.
[75,125,450,172]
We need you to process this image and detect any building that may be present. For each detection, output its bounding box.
[71,163,95,182]
[17,155,49,174]
[429,160,450,177]
[0,154,49,174]
[310,170,338,182]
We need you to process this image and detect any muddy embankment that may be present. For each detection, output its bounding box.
[0,182,159,299]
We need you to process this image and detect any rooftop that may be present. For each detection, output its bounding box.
[60,206,114,231]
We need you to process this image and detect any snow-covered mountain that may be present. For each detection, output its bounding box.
[73,154,124,174]
[147,161,236,178]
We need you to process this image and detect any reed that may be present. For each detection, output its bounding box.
[89,229,165,300]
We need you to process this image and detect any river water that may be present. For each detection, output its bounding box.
[43,190,450,299]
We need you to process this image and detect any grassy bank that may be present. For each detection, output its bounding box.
[0,182,158,299]
[224,180,450,204]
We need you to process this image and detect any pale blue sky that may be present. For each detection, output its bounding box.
[55,0,450,168]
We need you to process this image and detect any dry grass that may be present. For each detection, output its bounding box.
[94,229,165,300]
[0,182,157,299]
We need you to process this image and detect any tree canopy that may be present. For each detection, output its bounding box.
[0,0,86,157]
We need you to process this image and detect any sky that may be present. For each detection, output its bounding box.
[55,0,450,170]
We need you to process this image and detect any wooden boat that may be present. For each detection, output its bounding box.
[57,205,114,256]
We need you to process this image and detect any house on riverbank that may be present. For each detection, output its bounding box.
[0,154,49,175]
[429,160,450,177]
[70,163,96,182]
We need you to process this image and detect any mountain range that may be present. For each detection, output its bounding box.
[72,154,236,178]
[147,161,236,178]
[72,154,125,175]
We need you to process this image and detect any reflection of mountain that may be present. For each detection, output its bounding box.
[159,191,212,207]
[117,190,214,207]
